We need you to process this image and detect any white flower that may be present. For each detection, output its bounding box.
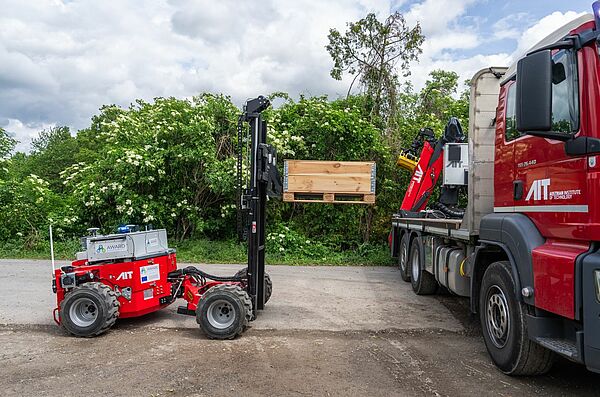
[171,213,176,217]
[278,233,285,238]
[279,247,285,252]
[127,207,134,215]
[16,232,23,237]
[125,199,132,205]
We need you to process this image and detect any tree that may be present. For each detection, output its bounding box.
[326,12,424,124]
[21,126,78,191]
[0,127,16,158]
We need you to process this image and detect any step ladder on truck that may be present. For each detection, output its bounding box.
[390,6,600,375]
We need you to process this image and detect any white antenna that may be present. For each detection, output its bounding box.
[49,224,55,273]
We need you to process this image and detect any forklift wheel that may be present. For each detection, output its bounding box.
[60,282,120,337]
[234,268,272,304]
[197,284,253,340]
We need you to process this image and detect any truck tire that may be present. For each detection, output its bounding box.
[234,268,272,304]
[479,261,555,375]
[197,284,253,340]
[398,233,411,282]
[410,237,438,295]
[60,282,120,337]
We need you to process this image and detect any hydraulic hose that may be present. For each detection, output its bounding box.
[168,266,244,282]
[432,202,465,219]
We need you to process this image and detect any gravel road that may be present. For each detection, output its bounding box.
[0,259,598,396]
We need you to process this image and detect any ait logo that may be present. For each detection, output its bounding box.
[526,178,550,201]
[95,244,106,254]
[117,271,133,280]
[412,164,424,184]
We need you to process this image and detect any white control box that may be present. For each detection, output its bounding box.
[81,229,169,263]
[443,143,469,186]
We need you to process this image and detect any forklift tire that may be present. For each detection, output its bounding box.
[197,284,253,340]
[234,268,272,304]
[398,233,411,282]
[409,237,438,295]
[60,282,120,337]
[479,261,555,375]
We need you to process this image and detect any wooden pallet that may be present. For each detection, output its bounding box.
[283,160,376,205]
[283,192,375,204]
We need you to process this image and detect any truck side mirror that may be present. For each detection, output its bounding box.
[516,50,552,132]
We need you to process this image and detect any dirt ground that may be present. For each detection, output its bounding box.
[1,260,599,396]
[2,301,599,397]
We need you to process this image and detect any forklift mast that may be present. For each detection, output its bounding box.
[237,96,282,311]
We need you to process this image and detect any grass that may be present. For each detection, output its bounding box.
[0,237,393,266]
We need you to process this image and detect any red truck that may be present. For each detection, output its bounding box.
[390,9,600,375]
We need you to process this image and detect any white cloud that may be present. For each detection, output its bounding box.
[401,6,587,96]
[3,119,56,153]
[511,11,586,59]
[0,0,591,152]
[0,0,395,151]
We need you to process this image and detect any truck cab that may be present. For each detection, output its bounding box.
[390,10,600,375]
[484,12,600,373]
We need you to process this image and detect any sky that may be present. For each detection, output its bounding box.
[0,0,594,152]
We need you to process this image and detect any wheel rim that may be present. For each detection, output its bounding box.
[206,299,236,329]
[399,242,407,272]
[69,297,98,327]
[411,250,420,282]
[485,285,511,348]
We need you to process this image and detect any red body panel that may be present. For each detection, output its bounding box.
[54,252,177,319]
[401,141,443,211]
[532,240,588,319]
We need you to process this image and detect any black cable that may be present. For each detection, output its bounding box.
[168,266,244,282]
[432,202,465,218]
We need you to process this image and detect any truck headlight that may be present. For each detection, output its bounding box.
[596,270,600,302]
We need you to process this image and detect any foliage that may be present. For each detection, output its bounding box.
[60,94,240,240]
[11,126,78,192]
[326,12,424,123]
[1,72,470,264]
[0,127,17,158]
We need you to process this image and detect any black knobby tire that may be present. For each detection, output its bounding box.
[60,282,120,337]
[409,237,438,295]
[479,261,555,375]
[197,284,253,340]
[234,268,272,304]
[398,233,411,282]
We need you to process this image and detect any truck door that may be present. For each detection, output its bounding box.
[512,48,587,238]
[513,48,588,320]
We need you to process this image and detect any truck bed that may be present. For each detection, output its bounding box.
[391,216,471,241]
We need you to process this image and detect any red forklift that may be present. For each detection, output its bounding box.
[52,96,281,339]
[390,6,600,375]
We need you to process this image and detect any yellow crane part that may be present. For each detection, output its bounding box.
[396,150,419,172]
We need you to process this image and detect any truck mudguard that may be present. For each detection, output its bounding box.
[478,213,545,306]
[579,249,600,373]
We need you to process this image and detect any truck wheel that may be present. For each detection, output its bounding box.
[234,268,272,304]
[60,282,120,337]
[409,237,437,295]
[479,261,555,375]
[197,284,253,340]
[398,233,411,282]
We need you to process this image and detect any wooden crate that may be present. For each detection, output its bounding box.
[283,160,376,205]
